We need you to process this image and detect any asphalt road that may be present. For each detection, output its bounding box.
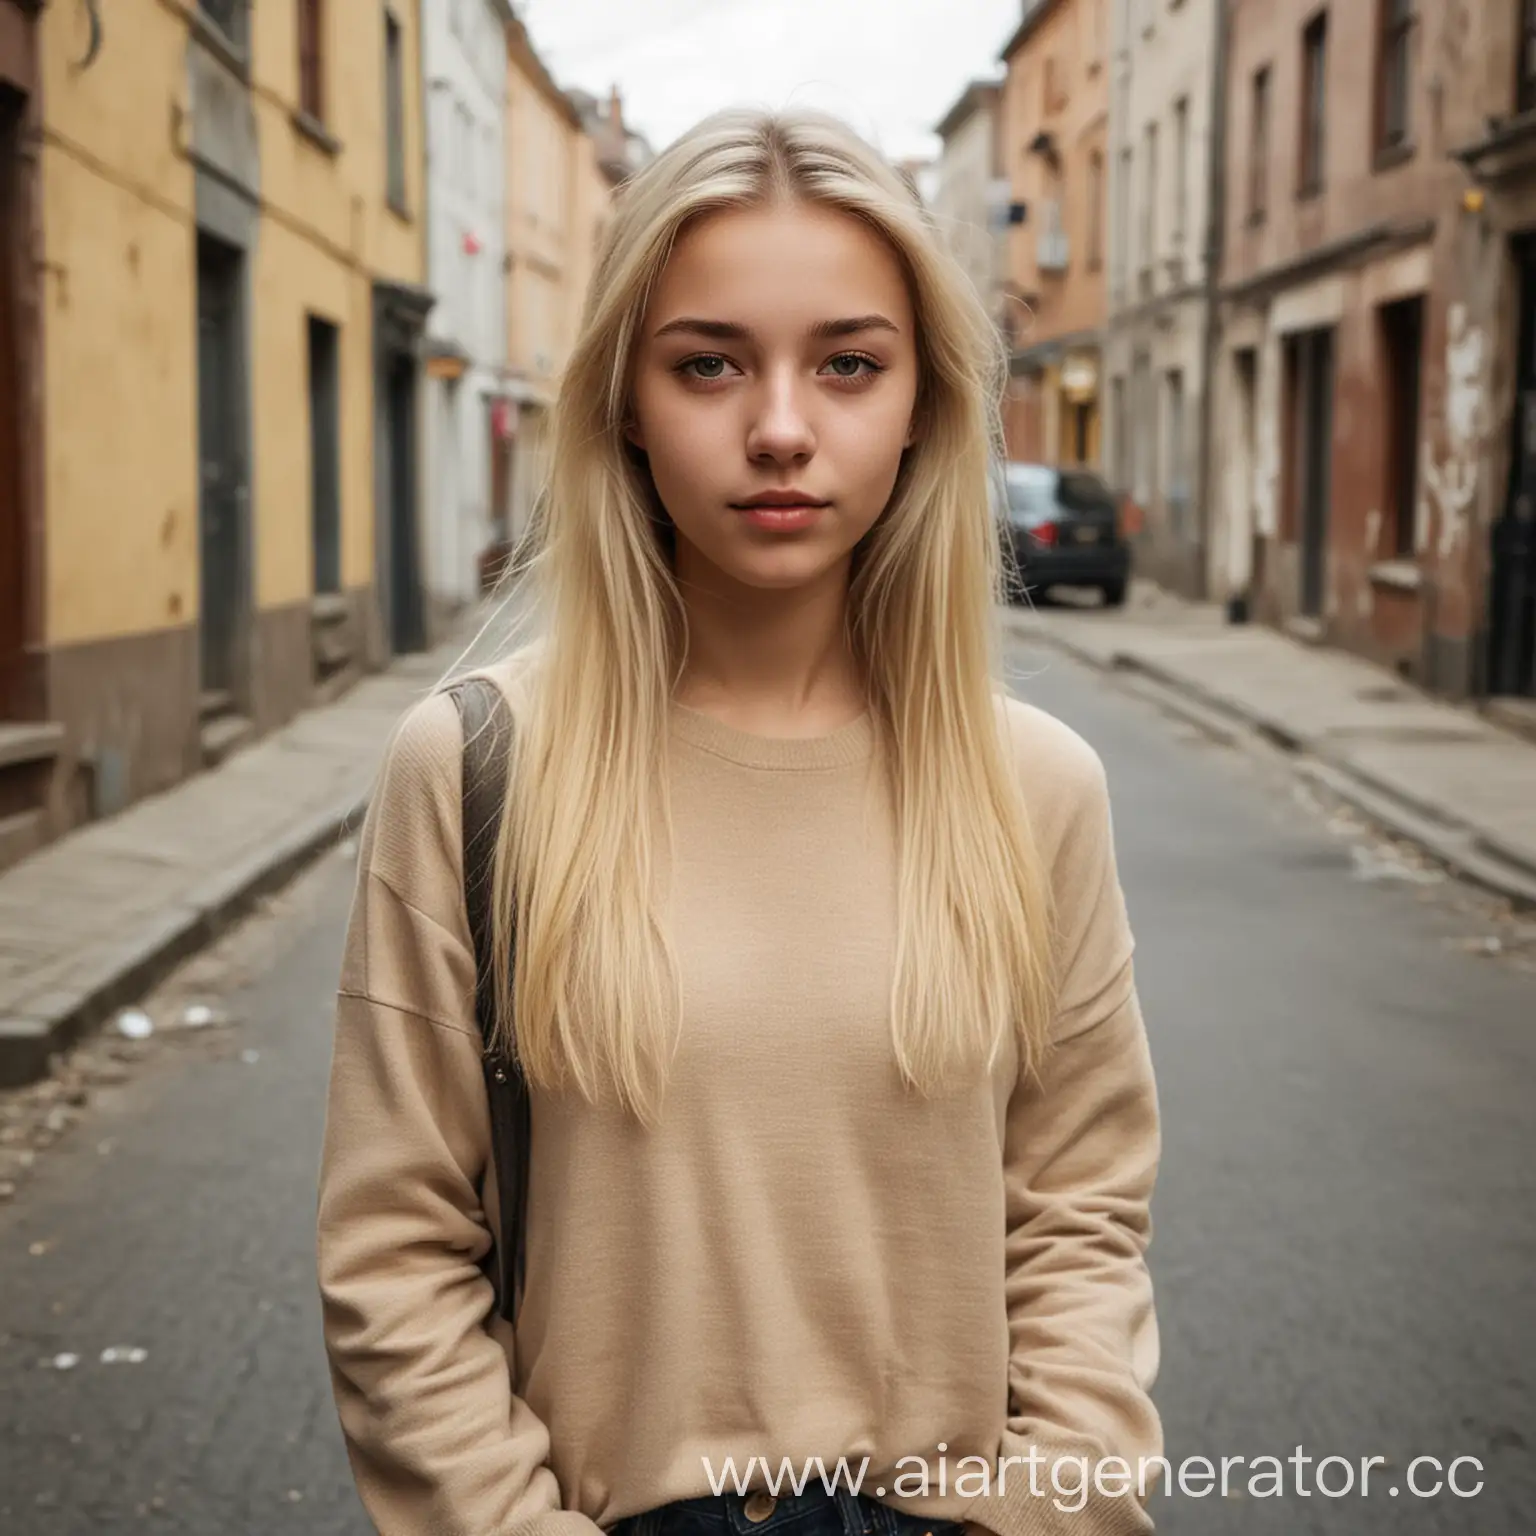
[0,633,1532,1535]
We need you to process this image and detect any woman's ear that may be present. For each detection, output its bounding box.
[623,419,646,451]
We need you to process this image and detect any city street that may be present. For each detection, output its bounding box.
[0,631,1533,1534]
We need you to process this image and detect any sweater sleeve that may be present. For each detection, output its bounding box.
[966,738,1163,1536]
[316,693,601,1536]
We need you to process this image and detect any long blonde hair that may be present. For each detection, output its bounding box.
[476,107,1052,1124]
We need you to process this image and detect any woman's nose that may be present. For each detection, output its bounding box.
[745,371,816,462]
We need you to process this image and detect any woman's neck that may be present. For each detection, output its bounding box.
[671,557,867,736]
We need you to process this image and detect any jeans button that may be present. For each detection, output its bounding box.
[743,1493,777,1523]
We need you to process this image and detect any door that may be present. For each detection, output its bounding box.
[0,87,26,718]
[308,316,341,595]
[386,350,424,653]
[1232,348,1261,604]
[195,235,247,698]
[1490,243,1536,697]
[1295,327,1335,619]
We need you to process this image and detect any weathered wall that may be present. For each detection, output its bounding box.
[253,0,426,612]
[422,0,509,612]
[38,4,197,650]
[1103,0,1218,596]
[934,91,1004,319]
[1000,0,1109,350]
[1214,0,1491,690]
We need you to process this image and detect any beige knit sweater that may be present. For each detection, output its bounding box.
[317,664,1161,1536]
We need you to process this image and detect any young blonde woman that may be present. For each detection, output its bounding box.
[318,107,1161,1536]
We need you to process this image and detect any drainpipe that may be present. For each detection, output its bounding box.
[1193,0,1231,605]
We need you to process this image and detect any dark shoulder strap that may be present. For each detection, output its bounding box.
[449,675,513,1049]
[445,675,529,1325]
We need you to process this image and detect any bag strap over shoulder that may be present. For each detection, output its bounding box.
[445,674,529,1326]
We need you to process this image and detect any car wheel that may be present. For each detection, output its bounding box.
[1101,579,1127,608]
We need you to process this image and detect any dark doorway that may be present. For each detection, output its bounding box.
[1490,241,1536,698]
[1233,348,1262,614]
[308,315,341,595]
[195,234,248,701]
[1287,326,1335,618]
[372,282,432,654]
[385,351,423,651]
[0,86,27,718]
[1070,402,1092,464]
[1380,296,1424,560]
[372,318,425,655]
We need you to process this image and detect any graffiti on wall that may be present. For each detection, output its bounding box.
[1420,303,1489,562]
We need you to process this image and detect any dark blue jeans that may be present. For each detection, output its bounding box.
[610,1488,966,1536]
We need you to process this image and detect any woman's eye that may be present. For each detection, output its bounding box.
[674,353,884,384]
[824,353,884,382]
[677,355,735,381]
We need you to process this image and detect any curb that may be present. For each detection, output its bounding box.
[1296,759,1536,909]
[0,785,372,1091]
[1008,612,1536,911]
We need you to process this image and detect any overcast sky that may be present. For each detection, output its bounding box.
[519,0,1023,166]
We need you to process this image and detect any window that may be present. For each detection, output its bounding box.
[1172,96,1190,251]
[1114,146,1133,299]
[1111,376,1129,490]
[308,317,342,596]
[1377,0,1413,154]
[385,10,407,212]
[1249,67,1271,222]
[1521,0,1536,113]
[199,0,247,52]
[1044,57,1062,113]
[1141,122,1158,294]
[1299,11,1328,197]
[1132,355,1153,505]
[1088,150,1105,270]
[1164,369,1187,530]
[1380,297,1423,558]
[298,0,325,122]
[1037,196,1069,272]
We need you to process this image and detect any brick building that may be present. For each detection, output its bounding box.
[1450,1,1536,710]
[1209,0,1508,699]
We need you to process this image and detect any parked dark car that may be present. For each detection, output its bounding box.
[990,462,1133,607]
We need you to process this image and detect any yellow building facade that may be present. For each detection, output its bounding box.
[4,0,427,867]
[504,20,580,540]
[503,26,631,543]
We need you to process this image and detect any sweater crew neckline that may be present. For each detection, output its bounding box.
[668,699,876,770]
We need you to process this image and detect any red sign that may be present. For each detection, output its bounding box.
[463,230,482,256]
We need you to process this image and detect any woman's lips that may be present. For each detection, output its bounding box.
[732,503,826,530]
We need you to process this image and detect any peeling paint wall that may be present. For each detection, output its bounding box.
[1210,0,1490,690]
[1422,302,1489,567]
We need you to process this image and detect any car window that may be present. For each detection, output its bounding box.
[1054,470,1117,515]
[1002,466,1057,525]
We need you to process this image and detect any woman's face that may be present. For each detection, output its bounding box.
[626,200,920,594]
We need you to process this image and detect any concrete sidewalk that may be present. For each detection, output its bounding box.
[1006,585,1536,908]
[0,630,479,1088]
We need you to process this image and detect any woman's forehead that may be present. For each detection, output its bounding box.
[647,203,912,328]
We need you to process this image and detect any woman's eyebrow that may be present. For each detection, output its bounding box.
[651,315,901,342]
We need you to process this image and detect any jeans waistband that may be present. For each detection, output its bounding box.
[617,1486,903,1536]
